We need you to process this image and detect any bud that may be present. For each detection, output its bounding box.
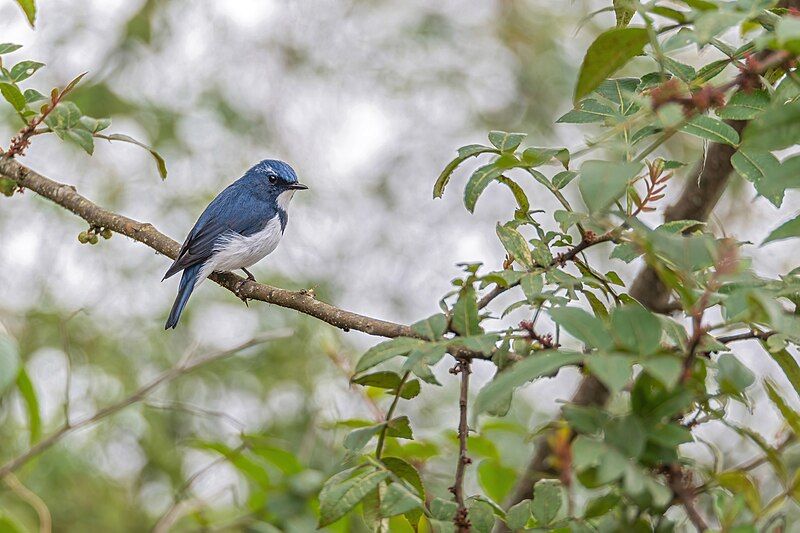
[78,231,89,244]
[89,234,99,245]
[101,228,112,239]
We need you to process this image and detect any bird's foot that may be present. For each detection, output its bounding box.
[241,267,256,282]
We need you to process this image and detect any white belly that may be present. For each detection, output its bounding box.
[196,217,284,287]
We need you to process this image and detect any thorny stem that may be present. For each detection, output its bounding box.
[375,371,410,460]
[666,465,708,532]
[450,359,472,532]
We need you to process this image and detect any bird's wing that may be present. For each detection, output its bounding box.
[162,185,275,280]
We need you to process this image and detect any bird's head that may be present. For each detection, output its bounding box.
[244,159,308,208]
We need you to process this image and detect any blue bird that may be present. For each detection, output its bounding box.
[163,159,307,329]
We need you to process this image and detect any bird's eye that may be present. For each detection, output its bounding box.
[268,175,277,184]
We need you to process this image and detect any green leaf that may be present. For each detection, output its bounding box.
[44,101,82,131]
[496,223,534,269]
[352,371,404,390]
[716,471,761,515]
[355,337,425,373]
[762,343,800,399]
[584,493,620,519]
[464,164,504,212]
[13,0,37,27]
[743,102,800,151]
[680,115,740,146]
[532,479,562,525]
[505,499,532,530]
[0,83,26,112]
[614,0,635,27]
[549,306,613,350]
[587,354,633,393]
[610,305,662,355]
[16,368,41,444]
[764,379,800,435]
[574,27,649,103]
[430,497,458,521]
[386,415,414,439]
[605,415,646,458]
[411,314,447,341]
[474,351,584,415]
[717,354,755,396]
[557,99,616,124]
[451,285,482,337]
[379,483,422,517]
[578,160,642,213]
[318,467,389,527]
[382,457,425,499]
[552,170,577,189]
[65,127,95,155]
[693,10,745,43]
[731,148,786,207]
[478,458,515,503]
[0,336,21,394]
[763,214,800,245]
[0,43,22,55]
[662,56,696,83]
[467,499,495,533]
[718,90,769,120]
[9,60,44,82]
[488,131,526,152]
[23,88,45,103]
[434,144,497,198]
[100,133,168,179]
[520,273,543,304]
[640,356,682,389]
[343,423,384,452]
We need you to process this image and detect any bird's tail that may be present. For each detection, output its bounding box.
[165,264,202,329]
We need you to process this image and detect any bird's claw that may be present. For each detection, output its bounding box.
[234,279,250,306]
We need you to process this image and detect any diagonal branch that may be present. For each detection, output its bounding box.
[0,158,413,339]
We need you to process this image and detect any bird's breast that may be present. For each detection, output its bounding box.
[209,216,285,271]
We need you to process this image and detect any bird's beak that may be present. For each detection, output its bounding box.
[288,183,309,190]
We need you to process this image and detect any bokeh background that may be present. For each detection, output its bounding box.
[1,0,799,531]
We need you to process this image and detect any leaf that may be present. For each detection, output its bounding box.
[552,170,577,189]
[386,415,414,439]
[343,423,384,452]
[693,10,745,43]
[451,285,482,337]
[743,102,800,151]
[474,351,584,415]
[614,0,635,27]
[557,99,616,123]
[464,164,504,212]
[382,457,425,500]
[496,176,530,213]
[610,305,662,355]
[574,27,649,103]
[467,499,495,533]
[16,368,41,444]
[662,56,696,83]
[763,214,800,245]
[549,306,613,350]
[65,128,94,155]
[718,90,769,120]
[0,43,23,55]
[640,356,682,389]
[496,223,534,269]
[352,371,404,390]
[717,354,755,396]
[532,479,562,525]
[520,273,543,303]
[578,160,642,213]
[762,343,800,399]
[355,337,425,373]
[716,471,761,514]
[680,115,740,146]
[586,354,633,393]
[23,88,45,103]
[411,314,447,341]
[318,467,389,527]
[0,336,21,394]
[731,148,785,207]
[605,415,646,458]
[478,459,515,503]
[379,483,422,517]
[430,497,458,521]
[434,144,497,198]
[100,133,168,179]
[764,379,800,435]
[584,493,620,519]
[0,83,26,112]
[9,60,44,82]
[488,131,526,152]
[505,499,532,530]
[13,0,37,27]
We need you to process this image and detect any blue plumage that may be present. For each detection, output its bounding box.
[163,159,307,329]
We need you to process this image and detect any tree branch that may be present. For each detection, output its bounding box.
[450,358,472,532]
[0,158,413,339]
[0,330,290,480]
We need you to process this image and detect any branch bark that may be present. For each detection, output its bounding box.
[0,158,413,339]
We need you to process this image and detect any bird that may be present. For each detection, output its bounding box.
[162,159,307,329]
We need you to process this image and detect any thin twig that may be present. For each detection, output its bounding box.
[666,464,708,532]
[4,474,52,533]
[375,371,410,460]
[450,359,472,532]
[0,331,290,480]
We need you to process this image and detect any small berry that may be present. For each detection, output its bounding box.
[101,228,112,239]
[89,234,99,245]
[78,231,89,244]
